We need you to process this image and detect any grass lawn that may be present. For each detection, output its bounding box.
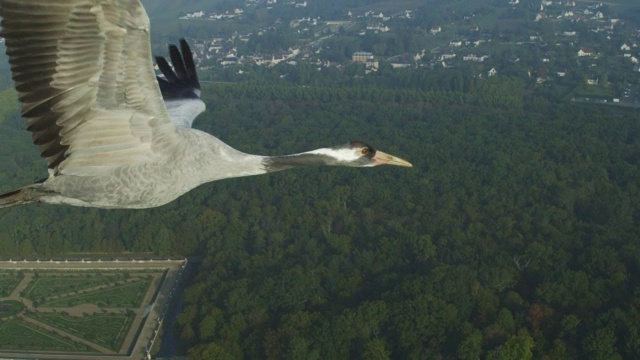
[0,300,24,318]
[0,275,21,297]
[42,278,153,308]
[572,83,615,99]
[0,318,95,352]
[27,312,134,351]
[23,275,117,301]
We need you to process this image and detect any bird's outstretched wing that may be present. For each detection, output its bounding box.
[155,39,206,128]
[0,0,174,176]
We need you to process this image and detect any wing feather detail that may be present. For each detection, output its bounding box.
[0,0,174,175]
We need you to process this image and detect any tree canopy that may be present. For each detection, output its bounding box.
[1,72,639,358]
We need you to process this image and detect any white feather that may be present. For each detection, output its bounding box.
[307,148,361,162]
[165,99,206,128]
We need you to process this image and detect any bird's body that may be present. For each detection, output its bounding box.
[39,129,266,208]
[0,0,411,209]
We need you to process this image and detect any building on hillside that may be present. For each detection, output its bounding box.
[352,51,374,63]
[577,48,595,57]
[463,54,489,62]
[367,23,390,32]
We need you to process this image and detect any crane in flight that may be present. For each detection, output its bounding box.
[0,0,411,209]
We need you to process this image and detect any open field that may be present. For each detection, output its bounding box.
[0,259,187,360]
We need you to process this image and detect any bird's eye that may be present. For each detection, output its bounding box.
[361,148,369,155]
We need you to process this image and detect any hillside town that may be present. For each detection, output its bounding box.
[167,0,640,103]
[0,1,637,101]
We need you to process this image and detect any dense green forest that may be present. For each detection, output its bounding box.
[1,74,640,359]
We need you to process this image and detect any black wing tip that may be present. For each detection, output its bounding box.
[179,38,192,53]
[154,39,195,79]
[176,39,199,85]
[155,39,201,100]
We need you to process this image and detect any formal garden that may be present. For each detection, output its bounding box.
[0,269,163,355]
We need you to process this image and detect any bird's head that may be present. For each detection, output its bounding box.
[321,141,413,167]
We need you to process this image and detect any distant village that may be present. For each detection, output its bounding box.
[0,0,638,102]
[174,0,639,100]
[178,5,427,71]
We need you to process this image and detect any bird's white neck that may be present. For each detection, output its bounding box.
[263,148,359,172]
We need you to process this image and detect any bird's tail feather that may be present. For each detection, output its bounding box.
[0,188,38,208]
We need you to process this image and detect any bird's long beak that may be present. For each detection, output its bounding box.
[373,150,413,167]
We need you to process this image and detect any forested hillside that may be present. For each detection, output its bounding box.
[1,76,639,358]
